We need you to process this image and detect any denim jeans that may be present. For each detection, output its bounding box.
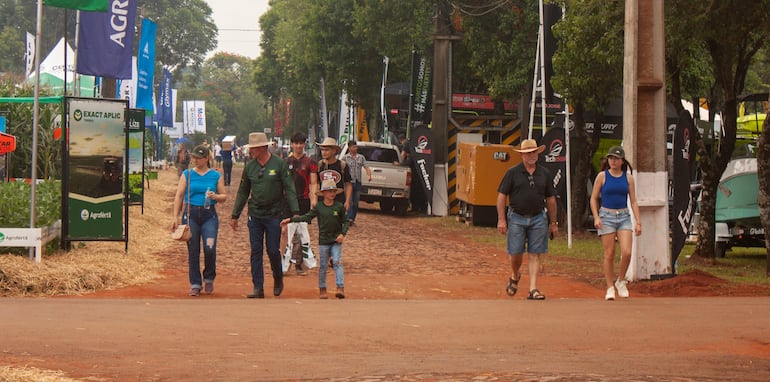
[222,160,233,186]
[318,243,344,289]
[506,210,548,255]
[183,205,218,288]
[348,181,362,221]
[247,215,283,289]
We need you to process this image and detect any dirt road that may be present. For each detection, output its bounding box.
[2,167,769,381]
[3,297,770,381]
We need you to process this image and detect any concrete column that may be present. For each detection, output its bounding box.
[623,0,672,280]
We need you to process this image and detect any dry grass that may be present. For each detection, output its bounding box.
[0,366,86,382]
[0,170,178,297]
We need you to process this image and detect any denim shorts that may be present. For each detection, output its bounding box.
[597,207,633,235]
[506,210,548,255]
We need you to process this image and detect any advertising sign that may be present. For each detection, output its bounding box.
[0,131,16,154]
[67,98,127,240]
[127,109,145,204]
[409,123,434,208]
[671,111,695,267]
[539,127,568,222]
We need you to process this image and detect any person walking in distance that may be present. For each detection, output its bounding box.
[590,146,642,301]
[342,140,371,226]
[496,139,559,300]
[284,132,318,275]
[172,144,227,296]
[230,132,299,299]
[175,143,190,179]
[282,179,349,299]
[220,142,235,186]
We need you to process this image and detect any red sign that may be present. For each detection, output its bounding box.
[0,132,16,154]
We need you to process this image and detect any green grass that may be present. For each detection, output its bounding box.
[678,244,770,284]
[420,216,770,286]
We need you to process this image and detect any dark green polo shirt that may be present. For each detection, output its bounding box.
[231,155,299,219]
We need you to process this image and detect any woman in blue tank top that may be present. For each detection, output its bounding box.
[589,146,642,301]
[172,144,228,297]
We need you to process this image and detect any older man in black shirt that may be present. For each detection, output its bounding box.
[496,139,559,300]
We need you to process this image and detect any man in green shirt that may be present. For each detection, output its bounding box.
[231,132,299,298]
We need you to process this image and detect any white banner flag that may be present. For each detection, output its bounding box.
[25,32,35,77]
[338,88,351,147]
[183,100,206,134]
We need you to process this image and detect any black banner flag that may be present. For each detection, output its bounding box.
[671,110,696,268]
[539,127,567,223]
[409,123,434,208]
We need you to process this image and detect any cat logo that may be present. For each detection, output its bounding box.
[493,152,509,161]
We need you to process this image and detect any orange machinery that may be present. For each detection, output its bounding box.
[456,141,521,226]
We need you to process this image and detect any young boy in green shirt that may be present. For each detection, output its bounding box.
[282,179,349,299]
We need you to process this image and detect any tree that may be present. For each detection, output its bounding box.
[551,0,625,231]
[140,0,217,74]
[457,0,540,102]
[200,53,265,140]
[667,0,770,261]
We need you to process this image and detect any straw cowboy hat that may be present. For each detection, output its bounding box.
[245,132,270,149]
[317,137,341,153]
[514,139,545,154]
[315,179,343,196]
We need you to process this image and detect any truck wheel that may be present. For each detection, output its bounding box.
[380,199,394,212]
[395,199,409,216]
[715,242,727,258]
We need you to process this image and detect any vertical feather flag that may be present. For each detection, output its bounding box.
[135,18,157,112]
[44,0,109,11]
[76,0,136,79]
[156,69,173,128]
[355,106,370,142]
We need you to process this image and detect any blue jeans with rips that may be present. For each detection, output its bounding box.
[183,205,218,288]
[348,181,362,222]
[318,243,344,289]
[247,215,283,290]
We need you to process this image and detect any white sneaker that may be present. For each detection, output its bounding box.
[615,279,629,298]
[605,286,615,301]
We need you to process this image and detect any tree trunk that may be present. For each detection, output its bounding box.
[757,94,770,277]
[692,98,738,260]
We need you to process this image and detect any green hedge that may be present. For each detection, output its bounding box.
[0,181,61,228]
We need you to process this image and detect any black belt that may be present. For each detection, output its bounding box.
[510,208,542,217]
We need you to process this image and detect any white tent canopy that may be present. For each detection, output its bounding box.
[27,37,96,97]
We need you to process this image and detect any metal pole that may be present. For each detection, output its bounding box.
[527,30,540,140]
[538,0,547,136]
[565,100,572,248]
[29,0,44,260]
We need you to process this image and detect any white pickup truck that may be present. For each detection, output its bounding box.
[339,141,412,215]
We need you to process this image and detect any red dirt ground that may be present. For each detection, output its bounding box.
[4,167,770,382]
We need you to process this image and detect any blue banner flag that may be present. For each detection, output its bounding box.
[157,69,174,127]
[76,0,136,79]
[136,18,157,112]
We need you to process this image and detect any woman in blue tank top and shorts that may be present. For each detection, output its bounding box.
[590,146,642,301]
